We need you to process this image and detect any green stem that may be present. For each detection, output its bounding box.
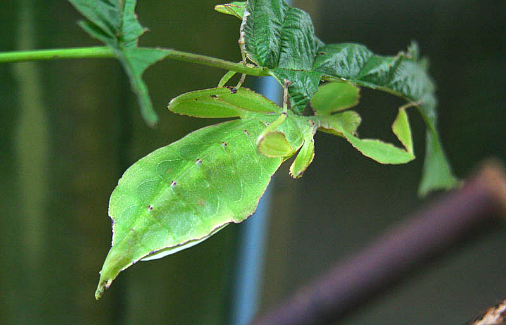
[0,46,270,76]
[0,46,114,62]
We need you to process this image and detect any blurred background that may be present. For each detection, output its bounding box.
[0,0,505,324]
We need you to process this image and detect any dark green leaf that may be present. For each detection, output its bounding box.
[271,69,322,114]
[68,0,165,126]
[241,0,324,113]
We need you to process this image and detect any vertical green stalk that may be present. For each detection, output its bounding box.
[13,0,49,270]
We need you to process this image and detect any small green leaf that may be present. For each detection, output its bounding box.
[258,131,294,157]
[311,82,360,116]
[289,135,315,178]
[344,136,415,164]
[392,107,413,154]
[214,2,247,19]
[316,112,414,164]
[68,0,145,48]
[168,87,282,118]
[318,110,361,137]
[417,106,458,196]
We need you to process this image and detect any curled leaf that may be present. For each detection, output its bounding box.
[311,82,360,116]
[258,131,294,158]
[289,135,315,178]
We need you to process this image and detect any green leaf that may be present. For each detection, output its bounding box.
[313,42,456,194]
[120,48,170,127]
[310,82,360,116]
[68,0,145,48]
[168,87,282,118]
[271,69,322,115]
[315,111,415,164]
[241,0,322,69]
[318,110,361,137]
[241,0,324,113]
[258,131,294,157]
[214,1,247,19]
[289,134,315,178]
[68,0,165,126]
[392,107,413,154]
[96,110,313,299]
[417,105,458,196]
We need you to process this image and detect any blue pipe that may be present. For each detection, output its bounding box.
[229,75,283,325]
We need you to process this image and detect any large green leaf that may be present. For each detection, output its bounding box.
[96,89,316,299]
[68,0,168,126]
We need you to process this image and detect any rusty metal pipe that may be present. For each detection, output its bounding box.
[251,160,506,325]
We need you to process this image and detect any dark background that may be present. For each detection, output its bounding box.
[0,0,505,324]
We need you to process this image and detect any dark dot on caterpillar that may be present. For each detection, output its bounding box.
[171,180,177,187]
[131,228,135,232]
[148,205,154,211]
[196,158,202,165]
[222,142,228,148]
[264,121,270,126]
[243,130,250,136]
[210,95,218,99]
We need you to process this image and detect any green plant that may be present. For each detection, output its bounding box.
[0,0,458,300]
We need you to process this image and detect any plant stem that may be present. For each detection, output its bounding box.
[0,46,270,76]
[0,46,114,63]
[167,49,269,76]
